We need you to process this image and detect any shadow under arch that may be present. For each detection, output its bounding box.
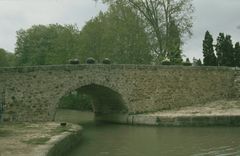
[59,83,128,115]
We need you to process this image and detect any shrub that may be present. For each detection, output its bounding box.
[182,58,192,66]
[69,58,79,65]
[102,58,111,64]
[161,58,171,65]
[86,57,96,64]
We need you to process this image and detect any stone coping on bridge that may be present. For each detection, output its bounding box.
[0,64,239,73]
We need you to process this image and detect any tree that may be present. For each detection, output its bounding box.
[202,31,217,66]
[216,33,225,66]
[15,24,80,66]
[79,2,152,64]
[216,33,234,67]
[100,0,194,64]
[166,20,183,64]
[222,35,234,67]
[196,59,202,66]
[234,42,240,67]
[0,49,15,67]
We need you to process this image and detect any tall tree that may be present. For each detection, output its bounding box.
[166,20,182,64]
[202,31,216,66]
[215,33,234,67]
[222,35,234,67]
[15,24,80,66]
[234,42,240,67]
[79,2,152,64]
[100,0,194,64]
[215,33,225,66]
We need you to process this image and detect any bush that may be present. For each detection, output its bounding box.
[182,58,192,66]
[86,57,96,64]
[182,62,192,66]
[69,58,79,64]
[161,58,171,65]
[102,58,111,64]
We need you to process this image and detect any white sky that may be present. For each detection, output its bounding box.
[0,0,240,60]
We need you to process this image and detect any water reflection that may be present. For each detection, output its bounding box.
[55,109,240,156]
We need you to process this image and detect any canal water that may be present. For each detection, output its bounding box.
[55,110,240,156]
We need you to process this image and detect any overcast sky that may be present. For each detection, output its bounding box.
[0,0,240,60]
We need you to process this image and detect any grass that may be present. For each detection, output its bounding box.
[0,129,12,137]
[22,137,50,145]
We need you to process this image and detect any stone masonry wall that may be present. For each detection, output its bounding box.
[233,68,240,98]
[0,65,237,122]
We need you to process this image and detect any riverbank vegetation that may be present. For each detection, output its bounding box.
[0,0,195,67]
[202,31,240,67]
[0,1,239,67]
[58,92,93,111]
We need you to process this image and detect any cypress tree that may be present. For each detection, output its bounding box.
[216,33,225,66]
[202,31,217,66]
[196,59,202,66]
[222,35,234,67]
[234,42,240,67]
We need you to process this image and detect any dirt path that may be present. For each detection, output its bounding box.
[0,122,76,156]
[147,100,240,117]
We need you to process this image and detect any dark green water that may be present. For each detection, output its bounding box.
[56,110,240,156]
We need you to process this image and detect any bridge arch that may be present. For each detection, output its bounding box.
[55,83,128,116]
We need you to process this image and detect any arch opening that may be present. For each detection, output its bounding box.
[55,84,128,123]
[76,84,128,115]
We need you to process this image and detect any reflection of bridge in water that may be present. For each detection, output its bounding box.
[0,64,239,122]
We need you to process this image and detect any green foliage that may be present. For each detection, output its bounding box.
[12,1,194,66]
[234,42,240,67]
[15,3,153,65]
[69,58,80,64]
[0,129,12,137]
[0,49,15,67]
[216,33,234,67]
[196,59,202,66]
[79,3,152,64]
[192,57,202,66]
[100,0,194,64]
[15,24,81,66]
[166,20,183,64]
[102,58,111,64]
[202,31,217,66]
[86,57,96,64]
[222,35,234,67]
[182,58,192,66]
[58,92,93,111]
[216,33,225,66]
[202,31,240,67]
[161,58,171,65]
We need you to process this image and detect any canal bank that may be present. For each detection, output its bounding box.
[1,100,240,156]
[0,122,82,156]
[96,100,240,126]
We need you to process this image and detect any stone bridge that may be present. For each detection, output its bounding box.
[0,64,239,122]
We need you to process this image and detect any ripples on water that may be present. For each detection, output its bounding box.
[55,109,240,156]
[193,145,240,156]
